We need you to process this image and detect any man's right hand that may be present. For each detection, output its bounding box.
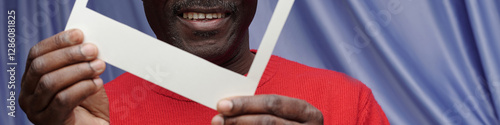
[19,29,110,125]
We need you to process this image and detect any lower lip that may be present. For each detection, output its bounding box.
[178,16,230,31]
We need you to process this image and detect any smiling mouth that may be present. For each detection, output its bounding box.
[176,7,232,21]
[176,7,233,32]
[180,12,230,20]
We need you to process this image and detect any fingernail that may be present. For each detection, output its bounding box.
[211,115,224,125]
[81,44,97,59]
[90,60,105,73]
[218,100,233,112]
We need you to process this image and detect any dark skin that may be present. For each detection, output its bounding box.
[20,0,323,124]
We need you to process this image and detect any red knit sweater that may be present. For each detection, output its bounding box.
[104,55,390,124]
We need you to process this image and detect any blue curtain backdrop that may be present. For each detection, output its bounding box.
[1,0,499,124]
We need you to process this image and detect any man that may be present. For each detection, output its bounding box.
[20,0,389,124]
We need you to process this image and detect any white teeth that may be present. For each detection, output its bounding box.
[182,12,226,20]
[188,13,193,20]
[193,13,198,19]
[206,13,213,19]
[198,13,205,19]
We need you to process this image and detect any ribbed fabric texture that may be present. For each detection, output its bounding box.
[104,55,390,124]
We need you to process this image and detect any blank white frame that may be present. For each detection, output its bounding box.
[65,0,295,109]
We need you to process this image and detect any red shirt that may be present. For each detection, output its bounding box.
[104,55,390,124]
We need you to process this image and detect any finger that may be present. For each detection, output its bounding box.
[20,60,104,116]
[21,29,84,94]
[31,59,105,112]
[32,43,99,75]
[213,114,301,125]
[217,95,323,123]
[22,43,98,94]
[26,29,84,64]
[34,78,102,124]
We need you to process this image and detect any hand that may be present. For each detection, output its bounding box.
[19,29,109,125]
[211,94,324,125]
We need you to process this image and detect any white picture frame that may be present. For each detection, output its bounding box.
[65,0,295,109]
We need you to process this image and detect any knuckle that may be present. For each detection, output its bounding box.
[312,108,324,122]
[313,108,323,117]
[36,75,54,94]
[298,100,310,112]
[29,58,46,76]
[303,104,323,122]
[54,33,67,47]
[64,46,81,62]
[54,92,70,107]
[234,98,248,113]
[28,47,39,60]
[265,95,283,113]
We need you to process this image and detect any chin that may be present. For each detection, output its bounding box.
[182,41,234,63]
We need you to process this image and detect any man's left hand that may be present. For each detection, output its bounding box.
[211,94,324,125]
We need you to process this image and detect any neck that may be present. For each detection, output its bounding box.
[220,32,255,75]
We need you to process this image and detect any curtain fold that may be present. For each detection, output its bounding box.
[465,0,500,121]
